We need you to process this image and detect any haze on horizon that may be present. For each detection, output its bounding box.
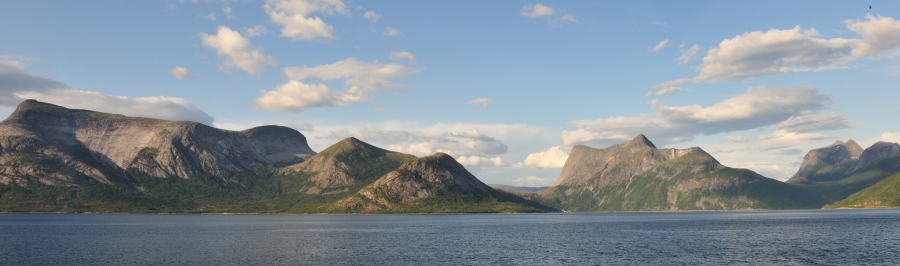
[2,1,900,186]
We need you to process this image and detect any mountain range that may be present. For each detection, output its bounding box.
[1,100,899,213]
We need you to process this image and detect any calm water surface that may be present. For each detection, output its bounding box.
[1,210,898,265]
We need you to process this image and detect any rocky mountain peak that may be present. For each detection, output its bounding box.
[626,134,657,149]
[789,139,866,183]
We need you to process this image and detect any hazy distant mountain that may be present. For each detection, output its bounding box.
[532,135,826,211]
[490,185,549,195]
[788,140,863,183]
[326,153,549,213]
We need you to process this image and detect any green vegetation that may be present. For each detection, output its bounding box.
[825,172,900,208]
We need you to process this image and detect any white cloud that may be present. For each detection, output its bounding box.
[255,56,419,112]
[650,39,669,52]
[0,60,66,106]
[678,44,699,64]
[521,4,556,18]
[562,86,837,147]
[846,14,900,57]
[363,11,381,23]
[646,86,685,97]
[457,156,507,167]
[0,55,39,68]
[199,26,277,75]
[205,12,217,20]
[514,176,555,186]
[520,146,568,169]
[773,112,850,133]
[264,0,349,41]
[244,25,269,37]
[384,26,402,36]
[168,67,194,80]
[551,15,578,26]
[723,136,749,143]
[661,15,900,87]
[389,51,418,66]
[758,130,831,151]
[727,161,797,181]
[465,98,493,107]
[878,131,900,143]
[372,107,385,112]
[222,6,235,19]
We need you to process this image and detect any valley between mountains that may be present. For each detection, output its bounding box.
[1,100,897,213]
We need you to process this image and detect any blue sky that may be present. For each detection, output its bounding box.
[3,1,900,185]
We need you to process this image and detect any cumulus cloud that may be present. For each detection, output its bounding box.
[363,11,381,23]
[521,4,556,18]
[254,56,418,112]
[357,128,508,157]
[264,0,349,41]
[878,131,900,143]
[650,39,669,52]
[514,176,555,186]
[465,98,493,107]
[723,136,749,143]
[678,43,699,64]
[389,51,418,66]
[562,86,837,147]
[661,15,900,87]
[645,86,685,97]
[457,156,507,167]
[199,26,277,75]
[168,67,194,80]
[384,26,402,36]
[520,146,569,169]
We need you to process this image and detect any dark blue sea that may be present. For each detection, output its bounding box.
[1,210,898,265]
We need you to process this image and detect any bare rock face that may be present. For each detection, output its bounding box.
[552,134,719,187]
[329,152,494,212]
[853,141,900,172]
[788,140,863,183]
[0,100,315,186]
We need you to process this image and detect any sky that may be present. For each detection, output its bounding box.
[3,1,900,186]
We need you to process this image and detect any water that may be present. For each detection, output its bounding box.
[1,210,898,265]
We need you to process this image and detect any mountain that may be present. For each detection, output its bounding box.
[325,153,550,213]
[0,100,549,213]
[532,135,826,211]
[279,137,415,194]
[780,140,900,207]
[825,171,900,208]
[0,100,315,186]
[787,140,863,183]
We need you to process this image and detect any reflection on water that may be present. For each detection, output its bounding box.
[1,210,898,265]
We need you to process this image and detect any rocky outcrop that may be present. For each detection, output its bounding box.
[328,152,496,212]
[788,140,863,183]
[0,100,315,186]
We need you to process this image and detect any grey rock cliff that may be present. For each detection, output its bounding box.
[853,141,900,171]
[0,100,315,186]
[788,140,863,183]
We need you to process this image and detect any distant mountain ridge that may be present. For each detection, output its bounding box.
[788,140,863,183]
[532,135,829,211]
